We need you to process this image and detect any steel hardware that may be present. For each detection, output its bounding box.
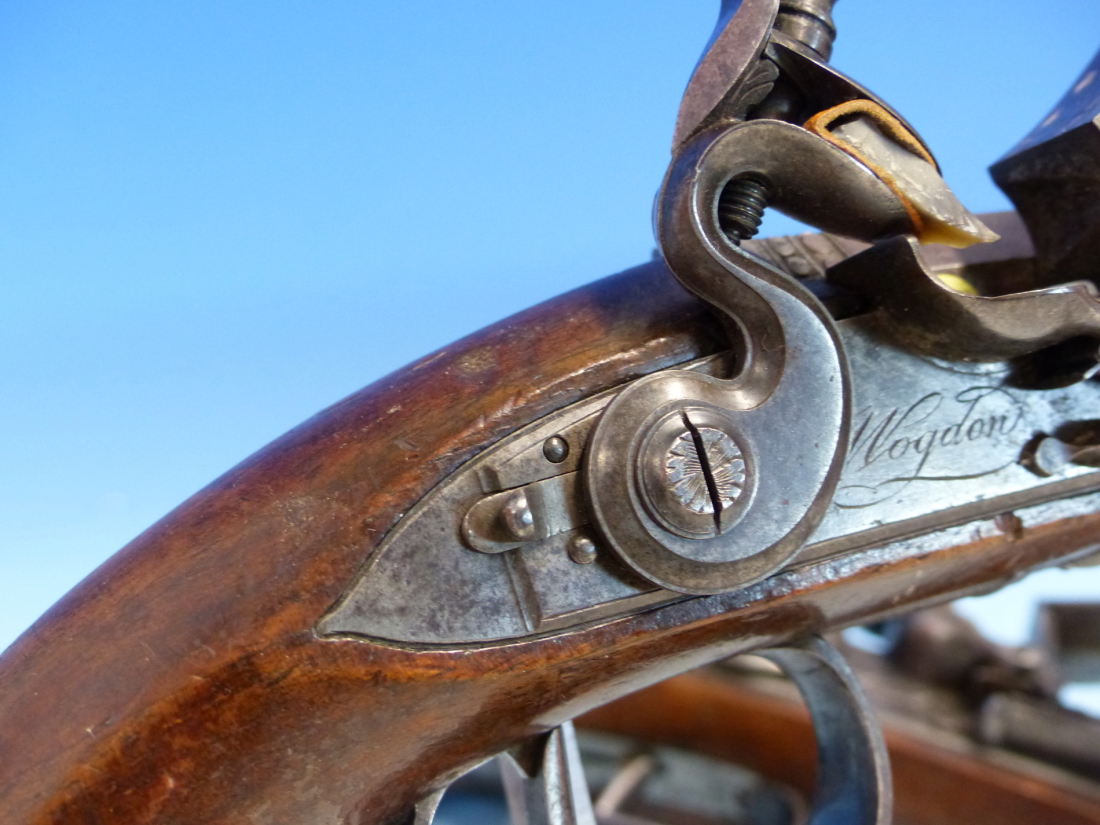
[501,491,537,542]
[759,636,892,825]
[318,303,1100,646]
[775,0,836,61]
[543,436,570,464]
[1022,434,1100,478]
[584,0,1007,599]
[717,173,772,243]
[495,636,889,825]
[501,722,596,825]
[566,536,598,566]
[464,474,584,554]
[828,235,1100,362]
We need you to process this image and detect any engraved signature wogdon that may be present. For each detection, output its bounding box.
[836,387,1027,509]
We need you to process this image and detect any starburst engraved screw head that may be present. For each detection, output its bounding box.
[665,427,746,515]
[637,408,754,540]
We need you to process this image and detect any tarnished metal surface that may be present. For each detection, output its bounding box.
[829,236,1100,362]
[316,382,662,644]
[774,0,836,61]
[317,368,686,645]
[322,0,1100,714]
[501,722,596,825]
[671,0,780,150]
[807,313,1100,551]
[587,0,1009,605]
[760,637,892,825]
[318,315,1100,645]
[583,113,924,597]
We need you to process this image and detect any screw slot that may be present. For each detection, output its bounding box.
[665,414,747,530]
[682,412,726,532]
[638,408,753,540]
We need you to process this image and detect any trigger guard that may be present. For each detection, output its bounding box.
[761,636,893,825]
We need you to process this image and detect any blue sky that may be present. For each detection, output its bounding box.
[3,2,1100,658]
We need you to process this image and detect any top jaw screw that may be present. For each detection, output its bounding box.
[776,0,838,61]
[718,174,771,244]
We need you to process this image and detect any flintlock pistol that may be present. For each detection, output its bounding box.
[4,2,1100,823]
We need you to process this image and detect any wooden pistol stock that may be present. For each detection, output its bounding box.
[6,2,1100,823]
[3,215,1100,823]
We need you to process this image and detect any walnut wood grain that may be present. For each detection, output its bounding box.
[1,247,1098,824]
[0,261,723,824]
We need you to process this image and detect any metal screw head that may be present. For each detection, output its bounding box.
[500,490,536,541]
[566,535,597,564]
[543,435,570,464]
[638,409,754,540]
[665,427,746,515]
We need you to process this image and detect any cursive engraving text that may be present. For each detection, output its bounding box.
[836,387,1026,509]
